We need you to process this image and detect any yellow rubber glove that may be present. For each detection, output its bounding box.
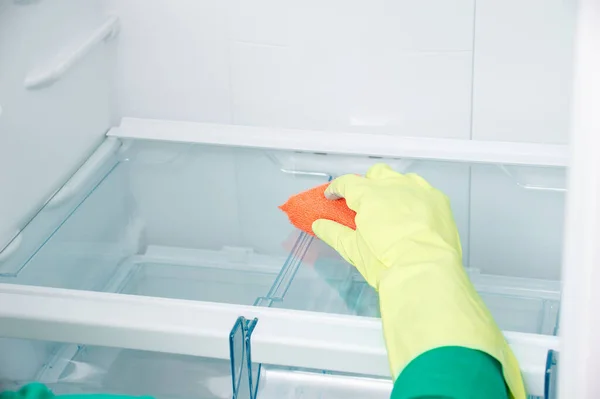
[312,163,526,399]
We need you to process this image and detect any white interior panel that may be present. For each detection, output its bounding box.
[104,0,231,124]
[471,0,575,144]
[0,0,112,252]
[231,43,472,137]
[231,0,474,51]
[105,0,474,138]
[230,0,474,137]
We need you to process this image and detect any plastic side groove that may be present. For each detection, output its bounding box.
[46,137,122,208]
[24,16,120,90]
[0,233,23,263]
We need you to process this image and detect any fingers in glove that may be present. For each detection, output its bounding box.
[323,174,366,209]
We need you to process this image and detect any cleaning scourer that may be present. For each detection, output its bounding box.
[279,183,356,236]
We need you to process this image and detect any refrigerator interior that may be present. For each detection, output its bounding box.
[0,136,563,398]
[0,0,574,398]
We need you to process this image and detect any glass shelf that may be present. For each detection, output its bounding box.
[0,138,563,336]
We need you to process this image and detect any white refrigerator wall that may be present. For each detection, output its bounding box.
[0,0,113,252]
[0,0,114,382]
[106,0,574,143]
[472,0,575,143]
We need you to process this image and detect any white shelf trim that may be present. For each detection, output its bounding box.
[109,117,569,167]
[0,283,557,396]
[24,16,120,90]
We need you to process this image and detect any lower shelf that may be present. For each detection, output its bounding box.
[0,340,231,399]
[0,339,394,399]
[0,337,552,399]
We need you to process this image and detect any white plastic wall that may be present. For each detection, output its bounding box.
[0,0,113,251]
[106,0,574,143]
[472,0,575,143]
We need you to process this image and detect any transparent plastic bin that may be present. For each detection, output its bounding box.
[0,138,563,335]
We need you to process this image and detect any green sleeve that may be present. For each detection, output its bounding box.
[390,346,510,399]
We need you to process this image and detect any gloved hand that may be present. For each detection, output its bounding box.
[312,164,526,399]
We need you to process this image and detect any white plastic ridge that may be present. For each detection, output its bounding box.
[109,118,569,167]
[24,16,120,90]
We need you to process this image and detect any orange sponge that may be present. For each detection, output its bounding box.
[279,183,357,236]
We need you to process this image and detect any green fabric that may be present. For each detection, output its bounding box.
[0,384,152,399]
[390,346,509,399]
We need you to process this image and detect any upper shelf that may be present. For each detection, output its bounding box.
[0,133,566,282]
[110,117,569,167]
